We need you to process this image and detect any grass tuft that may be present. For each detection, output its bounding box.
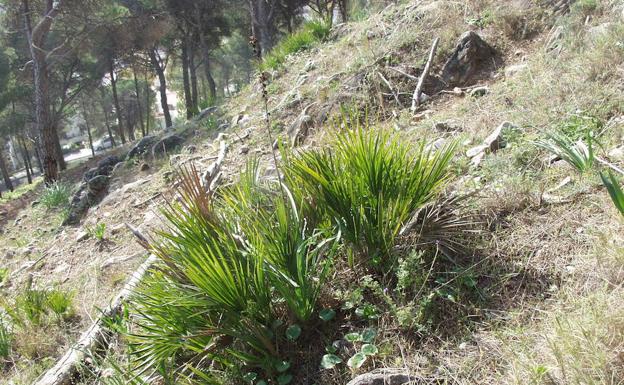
[261,20,331,71]
[39,182,71,210]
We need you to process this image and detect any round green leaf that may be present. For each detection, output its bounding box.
[319,308,336,322]
[277,374,293,385]
[286,324,302,341]
[361,343,378,356]
[347,352,367,369]
[320,353,342,369]
[275,360,291,373]
[361,328,377,343]
[344,332,361,342]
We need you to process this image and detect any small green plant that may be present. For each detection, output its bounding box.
[14,289,49,326]
[0,316,11,359]
[46,289,74,319]
[87,222,106,241]
[535,131,594,173]
[601,171,624,216]
[285,122,457,269]
[40,182,71,210]
[261,20,331,71]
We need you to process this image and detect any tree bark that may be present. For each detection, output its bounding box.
[22,0,60,185]
[52,120,66,171]
[99,88,117,147]
[180,37,194,120]
[199,35,217,103]
[189,41,199,112]
[33,137,43,173]
[149,48,172,129]
[0,141,14,192]
[81,100,95,157]
[144,72,151,135]
[109,58,126,144]
[133,68,146,137]
[18,136,33,184]
[256,0,274,55]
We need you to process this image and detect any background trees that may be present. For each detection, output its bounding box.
[0,0,356,189]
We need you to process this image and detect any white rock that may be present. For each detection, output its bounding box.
[76,231,90,242]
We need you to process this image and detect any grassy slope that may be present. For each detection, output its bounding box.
[218,1,624,384]
[1,0,623,383]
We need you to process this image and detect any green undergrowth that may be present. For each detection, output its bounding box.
[260,20,332,71]
[98,120,482,385]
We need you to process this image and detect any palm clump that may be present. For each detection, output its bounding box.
[123,124,459,384]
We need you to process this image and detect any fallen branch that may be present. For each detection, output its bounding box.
[377,71,403,107]
[33,253,158,385]
[387,66,418,80]
[411,37,439,113]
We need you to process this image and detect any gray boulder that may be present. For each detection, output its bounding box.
[83,155,121,181]
[196,106,218,120]
[127,135,158,159]
[152,134,185,157]
[441,31,496,87]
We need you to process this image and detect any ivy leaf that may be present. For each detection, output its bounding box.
[347,352,367,369]
[344,332,361,342]
[361,328,377,343]
[275,360,291,373]
[286,324,302,341]
[320,353,342,369]
[361,343,378,356]
[319,308,336,322]
[277,374,293,385]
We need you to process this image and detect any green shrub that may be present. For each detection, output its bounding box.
[285,123,457,269]
[126,164,339,382]
[46,289,74,319]
[14,289,49,326]
[87,222,106,241]
[0,316,10,359]
[40,182,71,210]
[535,130,594,174]
[261,20,331,71]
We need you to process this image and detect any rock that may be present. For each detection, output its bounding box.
[218,123,229,130]
[76,230,90,242]
[466,122,514,162]
[196,106,218,120]
[127,135,158,159]
[31,200,40,207]
[347,369,415,385]
[152,134,185,157]
[546,25,564,52]
[110,223,126,235]
[470,86,489,97]
[587,23,613,43]
[504,63,528,77]
[20,246,34,257]
[83,155,121,181]
[434,121,459,132]
[441,31,496,86]
[288,113,313,146]
[607,146,623,162]
[239,145,250,155]
[140,163,150,172]
[100,253,142,269]
[87,175,110,195]
[303,60,316,72]
[4,249,16,259]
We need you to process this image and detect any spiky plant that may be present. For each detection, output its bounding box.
[601,171,624,216]
[535,130,595,173]
[285,124,457,269]
[126,164,338,382]
[0,316,10,360]
[40,182,71,209]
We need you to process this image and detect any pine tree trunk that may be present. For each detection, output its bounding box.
[52,120,66,171]
[144,72,151,135]
[133,68,146,137]
[109,59,126,144]
[199,35,217,103]
[0,142,14,192]
[18,136,33,184]
[82,100,95,157]
[23,0,58,185]
[180,38,194,120]
[33,137,43,173]
[149,48,173,129]
[256,0,274,55]
[189,42,199,112]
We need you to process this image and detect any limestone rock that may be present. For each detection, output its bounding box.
[504,63,528,77]
[441,31,496,86]
[127,135,158,159]
[152,134,185,157]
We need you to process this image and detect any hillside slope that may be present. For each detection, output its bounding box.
[1,0,623,384]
